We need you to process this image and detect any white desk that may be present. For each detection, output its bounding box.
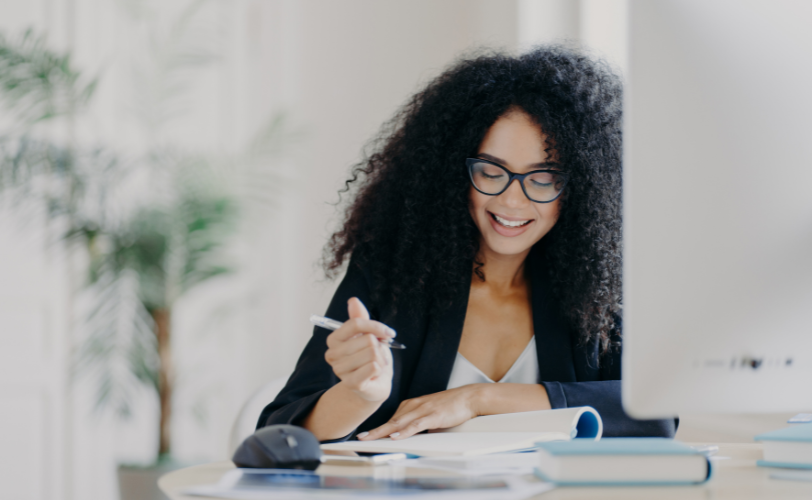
[159,443,812,500]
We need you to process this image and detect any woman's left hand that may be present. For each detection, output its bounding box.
[358,385,482,441]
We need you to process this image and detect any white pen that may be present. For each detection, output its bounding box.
[309,315,406,349]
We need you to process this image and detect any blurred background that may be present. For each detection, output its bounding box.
[0,1,627,499]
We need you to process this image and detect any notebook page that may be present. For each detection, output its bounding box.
[321,432,569,457]
[437,407,601,439]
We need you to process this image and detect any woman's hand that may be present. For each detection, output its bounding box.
[358,385,482,441]
[324,297,395,403]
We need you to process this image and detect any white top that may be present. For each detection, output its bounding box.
[446,336,539,389]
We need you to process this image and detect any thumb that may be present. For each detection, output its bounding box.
[347,297,371,321]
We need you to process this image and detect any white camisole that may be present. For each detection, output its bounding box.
[446,336,539,389]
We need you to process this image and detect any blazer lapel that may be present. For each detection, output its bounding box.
[404,251,577,400]
[405,274,472,399]
[530,253,578,382]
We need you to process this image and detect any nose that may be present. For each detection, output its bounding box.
[497,178,530,207]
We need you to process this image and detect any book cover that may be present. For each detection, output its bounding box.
[755,423,812,442]
[535,438,712,486]
[755,423,812,469]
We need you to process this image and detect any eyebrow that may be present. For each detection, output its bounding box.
[476,152,559,170]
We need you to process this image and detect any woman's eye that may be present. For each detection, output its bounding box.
[482,172,504,179]
[529,179,552,187]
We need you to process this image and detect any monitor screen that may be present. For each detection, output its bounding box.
[622,0,812,418]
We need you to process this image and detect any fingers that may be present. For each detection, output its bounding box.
[320,297,396,402]
[380,341,394,367]
[326,317,395,346]
[344,297,397,341]
[391,415,434,440]
[360,398,430,441]
[347,297,370,320]
[326,331,392,369]
[362,408,433,441]
[360,417,401,441]
[329,335,388,376]
[327,331,378,363]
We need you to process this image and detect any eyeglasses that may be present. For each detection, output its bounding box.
[466,158,568,203]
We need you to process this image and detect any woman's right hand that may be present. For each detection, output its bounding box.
[324,297,395,403]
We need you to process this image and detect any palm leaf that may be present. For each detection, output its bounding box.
[73,270,159,417]
[1,15,288,448]
[0,29,96,126]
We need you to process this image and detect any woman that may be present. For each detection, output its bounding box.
[257,46,676,441]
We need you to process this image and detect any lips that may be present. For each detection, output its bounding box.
[492,213,532,228]
[488,211,534,237]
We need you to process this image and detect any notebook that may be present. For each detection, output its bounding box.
[755,423,812,469]
[534,438,712,486]
[320,406,601,457]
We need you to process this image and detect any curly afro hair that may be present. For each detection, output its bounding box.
[324,45,623,353]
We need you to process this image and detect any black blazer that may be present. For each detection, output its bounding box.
[257,252,676,439]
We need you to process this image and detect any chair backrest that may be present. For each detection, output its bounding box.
[228,377,288,454]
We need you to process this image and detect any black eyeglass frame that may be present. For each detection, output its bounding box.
[465,157,569,204]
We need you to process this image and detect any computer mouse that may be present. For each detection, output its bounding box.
[232,424,322,470]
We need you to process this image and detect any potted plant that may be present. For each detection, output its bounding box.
[0,20,287,500]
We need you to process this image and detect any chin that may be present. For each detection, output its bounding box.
[480,235,537,257]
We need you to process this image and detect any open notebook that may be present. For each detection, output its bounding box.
[320,406,602,457]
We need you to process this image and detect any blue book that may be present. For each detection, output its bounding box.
[534,438,711,486]
[755,423,812,469]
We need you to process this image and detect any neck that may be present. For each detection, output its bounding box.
[474,244,531,293]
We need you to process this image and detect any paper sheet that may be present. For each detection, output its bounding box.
[321,432,567,457]
[182,468,554,500]
[405,453,539,476]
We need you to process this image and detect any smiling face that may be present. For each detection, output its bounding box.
[468,108,562,261]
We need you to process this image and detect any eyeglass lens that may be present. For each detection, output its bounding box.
[468,160,565,202]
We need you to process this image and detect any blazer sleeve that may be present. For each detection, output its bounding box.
[255,257,374,440]
[541,379,676,437]
[541,318,678,438]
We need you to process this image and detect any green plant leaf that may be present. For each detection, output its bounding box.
[0,28,96,126]
[73,271,160,417]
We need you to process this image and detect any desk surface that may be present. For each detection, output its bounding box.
[159,443,812,500]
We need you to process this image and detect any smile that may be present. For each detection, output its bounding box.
[491,213,533,228]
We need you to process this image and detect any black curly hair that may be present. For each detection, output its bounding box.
[324,45,623,353]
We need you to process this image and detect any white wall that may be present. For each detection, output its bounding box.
[0,4,77,500]
[0,1,525,499]
[519,0,629,76]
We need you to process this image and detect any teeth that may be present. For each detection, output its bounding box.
[493,214,531,228]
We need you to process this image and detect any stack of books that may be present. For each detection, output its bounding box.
[535,438,712,486]
[755,423,812,469]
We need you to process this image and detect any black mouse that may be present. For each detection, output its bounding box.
[232,424,322,470]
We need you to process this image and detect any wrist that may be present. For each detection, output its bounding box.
[336,380,388,407]
[468,383,493,417]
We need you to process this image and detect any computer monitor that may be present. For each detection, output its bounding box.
[622,0,812,418]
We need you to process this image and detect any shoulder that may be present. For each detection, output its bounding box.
[344,249,374,285]
[324,249,384,320]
